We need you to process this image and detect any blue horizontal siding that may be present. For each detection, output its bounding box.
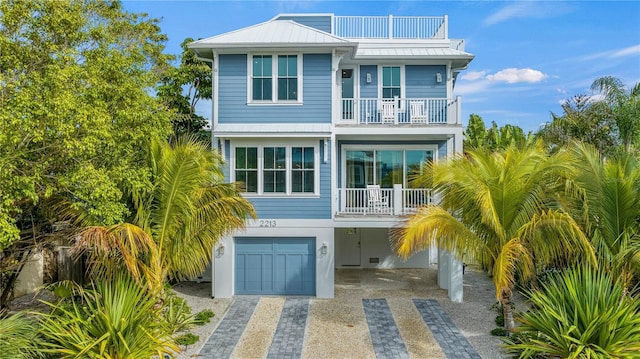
[275,15,332,33]
[218,54,331,124]
[360,65,378,98]
[406,65,447,98]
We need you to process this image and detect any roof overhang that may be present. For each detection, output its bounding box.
[213,123,332,138]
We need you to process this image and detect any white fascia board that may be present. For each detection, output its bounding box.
[333,126,462,137]
[213,123,332,138]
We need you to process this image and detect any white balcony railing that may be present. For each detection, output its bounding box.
[339,97,461,125]
[336,186,432,216]
[333,15,448,40]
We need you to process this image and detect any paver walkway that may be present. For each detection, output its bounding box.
[413,299,482,359]
[199,297,259,358]
[266,298,310,359]
[363,298,410,359]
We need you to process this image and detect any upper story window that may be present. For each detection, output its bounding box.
[252,55,272,101]
[233,142,318,196]
[380,66,404,99]
[249,54,302,104]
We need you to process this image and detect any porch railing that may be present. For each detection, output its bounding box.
[333,15,448,40]
[339,97,461,125]
[336,186,432,216]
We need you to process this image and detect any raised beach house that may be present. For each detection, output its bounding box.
[188,13,474,301]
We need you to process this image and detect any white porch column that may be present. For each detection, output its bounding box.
[448,255,464,302]
[437,247,449,290]
[393,184,403,215]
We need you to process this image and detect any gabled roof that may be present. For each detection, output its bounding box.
[189,20,355,50]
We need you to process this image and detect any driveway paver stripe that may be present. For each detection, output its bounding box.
[363,298,410,359]
[413,299,482,359]
[199,296,259,359]
[266,297,310,359]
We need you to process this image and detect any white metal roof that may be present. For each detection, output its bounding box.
[189,20,353,49]
[213,123,332,137]
[355,47,473,59]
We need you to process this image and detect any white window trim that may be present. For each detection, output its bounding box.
[231,140,320,197]
[247,53,304,105]
[377,65,405,100]
[340,144,438,188]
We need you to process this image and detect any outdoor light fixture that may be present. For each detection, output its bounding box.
[321,242,328,255]
[366,73,372,83]
[217,244,225,256]
[436,73,443,83]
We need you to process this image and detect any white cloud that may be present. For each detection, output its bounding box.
[454,80,491,95]
[461,71,487,81]
[483,2,575,26]
[609,44,640,58]
[486,68,547,84]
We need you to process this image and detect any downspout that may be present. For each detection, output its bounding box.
[194,50,217,298]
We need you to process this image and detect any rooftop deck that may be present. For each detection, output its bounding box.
[333,15,448,40]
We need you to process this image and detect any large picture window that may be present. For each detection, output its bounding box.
[249,54,301,103]
[233,143,318,195]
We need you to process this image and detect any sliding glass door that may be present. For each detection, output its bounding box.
[345,148,434,188]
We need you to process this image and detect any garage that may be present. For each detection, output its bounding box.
[235,237,316,295]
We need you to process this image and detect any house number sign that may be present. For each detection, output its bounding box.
[259,220,277,228]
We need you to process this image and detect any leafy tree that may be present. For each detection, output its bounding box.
[506,266,640,358]
[73,137,255,294]
[537,76,640,156]
[565,142,640,288]
[157,37,212,142]
[464,114,531,152]
[0,0,172,307]
[391,142,595,332]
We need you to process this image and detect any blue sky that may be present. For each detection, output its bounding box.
[124,1,640,133]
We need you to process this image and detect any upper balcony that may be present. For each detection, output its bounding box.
[333,15,448,40]
[338,97,462,126]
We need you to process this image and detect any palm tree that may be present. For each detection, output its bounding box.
[590,76,640,152]
[566,142,640,287]
[74,137,255,293]
[391,142,596,331]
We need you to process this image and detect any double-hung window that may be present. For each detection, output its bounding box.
[263,147,286,193]
[250,54,301,103]
[252,55,272,101]
[382,66,402,99]
[233,143,318,195]
[235,147,258,193]
[291,147,314,193]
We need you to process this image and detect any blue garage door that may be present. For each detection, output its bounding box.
[235,237,316,295]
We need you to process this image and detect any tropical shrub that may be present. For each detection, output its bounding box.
[505,266,640,358]
[0,311,43,358]
[162,294,194,334]
[194,309,215,325]
[175,332,199,346]
[37,275,178,358]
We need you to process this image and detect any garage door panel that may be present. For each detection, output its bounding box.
[236,237,315,295]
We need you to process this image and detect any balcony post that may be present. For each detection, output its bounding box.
[443,15,448,39]
[388,14,393,39]
[393,184,402,215]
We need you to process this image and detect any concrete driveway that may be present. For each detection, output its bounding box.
[177,267,505,359]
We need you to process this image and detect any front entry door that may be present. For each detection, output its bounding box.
[340,228,361,266]
[341,68,355,120]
